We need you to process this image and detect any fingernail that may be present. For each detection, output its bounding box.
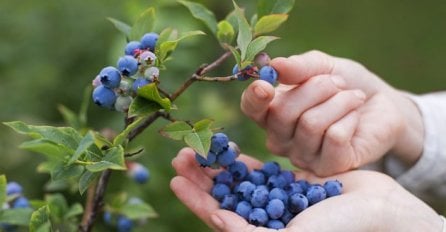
[253,86,268,100]
[353,90,366,99]
[331,75,346,88]
[211,214,224,230]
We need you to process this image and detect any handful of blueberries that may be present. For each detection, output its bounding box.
[195,133,343,229]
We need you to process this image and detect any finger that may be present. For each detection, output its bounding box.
[236,154,264,171]
[293,90,366,165]
[241,80,275,126]
[271,50,336,85]
[170,176,220,229]
[211,210,258,232]
[312,110,361,176]
[264,75,345,155]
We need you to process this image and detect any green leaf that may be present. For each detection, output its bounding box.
[232,0,252,61]
[4,121,82,150]
[160,121,193,140]
[128,97,163,118]
[184,119,214,156]
[86,146,126,172]
[68,131,95,165]
[178,0,217,34]
[107,17,132,37]
[250,14,258,28]
[0,208,33,225]
[121,202,158,220]
[58,105,80,129]
[129,8,156,41]
[92,131,113,150]
[257,0,295,18]
[254,14,288,35]
[19,139,69,161]
[46,194,68,221]
[157,30,205,64]
[155,27,176,53]
[113,117,144,146]
[108,192,128,209]
[51,163,84,181]
[225,9,238,33]
[136,83,171,111]
[217,20,235,44]
[225,45,241,66]
[29,205,50,232]
[79,171,99,195]
[0,175,6,207]
[245,36,279,62]
[64,203,83,220]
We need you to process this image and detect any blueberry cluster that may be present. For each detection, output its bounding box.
[91,32,160,111]
[126,161,150,184]
[232,52,278,85]
[196,133,343,229]
[1,182,32,231]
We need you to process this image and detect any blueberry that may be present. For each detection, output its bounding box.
[261,161,281,177]
[114,96,133,112]
[267,219,285,229]
[99,66,121,88]
[295,179,311,193]
[12,197,29,208]
[235,201,252,219]
[259,65,278,85]
[210,133,229,154]
[284,182,304,196]
[117,55,139,76]
[6,182,22,195]
[117,216,133,232]
[140,32,159,51]
[211,184,231,201]
[132,77,152,93]
[280,170,295,185]
[269,188,288,204]
[247,170,266,185]
[144,66,160,81]
[125,41,142,56]
[235,181,256,201]
[306,185,327,205]
[216,147,237,167]
[266,199,285,219]
[92,85,117,109]
[248,208,268,226]
[323,180,343,197]
[195,152,217,168]
[128,163,150,184]
[267,174,288,189]
[232,64,253,81]
[103,211,112,225]
[228,161,248,181]
[139,51,157,66]
[281,209,295,225]
[250,186,269,208]
[220,194,238,210]
[288,193,308,214]
[214,170,233,186]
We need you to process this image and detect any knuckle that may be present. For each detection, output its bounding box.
[265,136,288,155]
[299,112,323,134]
[307,75,339,93]
[325,125,349,146]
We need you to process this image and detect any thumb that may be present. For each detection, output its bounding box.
[271,50,335,85]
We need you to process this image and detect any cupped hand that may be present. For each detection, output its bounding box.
[241,50,423,176]
[170,148,441,232]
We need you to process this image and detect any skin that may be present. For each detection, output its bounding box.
[241,50,424,176]
[170,148,442,232]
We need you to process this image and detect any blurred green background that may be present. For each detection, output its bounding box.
[1,0,445,231]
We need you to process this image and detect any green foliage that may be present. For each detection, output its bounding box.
[257,0,295,17]
[156,30,205,66]
[178,0,218,34]
[254,14,289,36]
[0,175,5,208]
[107,17,132,39]
[29,205,50,232]
[130,8,156,41]
[86,146,126,172]
[217,20,235,45]
[233,0,252,63]
[245,36,279,62]
[0,208,33,225]
[106,193,157,221]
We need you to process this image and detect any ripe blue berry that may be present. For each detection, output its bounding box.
[269,187,288,204]
[296,179,311,193]
[267,174,288,189]
[132,77,152,93]
[235,201,252,219]
[117,55,139,76]
[235,181,256,201]
[232,64,254,81]
[248,208,268,226]
[284,182,304,196]
[195,152,217,168]
[210,133,229,154]
[99,66,121,88]
[250,186,269,208]
[103,211,112,225]
[140,32,159,51]
[12,197,29,208]
[306,185,327,205]
[214,170,233,186]
[92,85,117,109]
[259,65,278,85]
[267,219,285,229]
[216,147,237,167]
[324,180,343,197]
[211,183,231,201]
[261,161,281,177]
[288,193,308,214]
[124,41,142,56]
[280,170,295,185]
[228,161,248,181]
[6,182,22,195]
[128,163,150,184]
[266,199,285,219]
[248,170,266,185]
[117,216,133,232]
[281,209,295,225]
[220,194,238,210]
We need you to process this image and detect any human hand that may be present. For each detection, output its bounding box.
[241,50,424,176]
[170,148,442,232]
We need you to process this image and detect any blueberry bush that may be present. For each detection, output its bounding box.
[1,0,297,231]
